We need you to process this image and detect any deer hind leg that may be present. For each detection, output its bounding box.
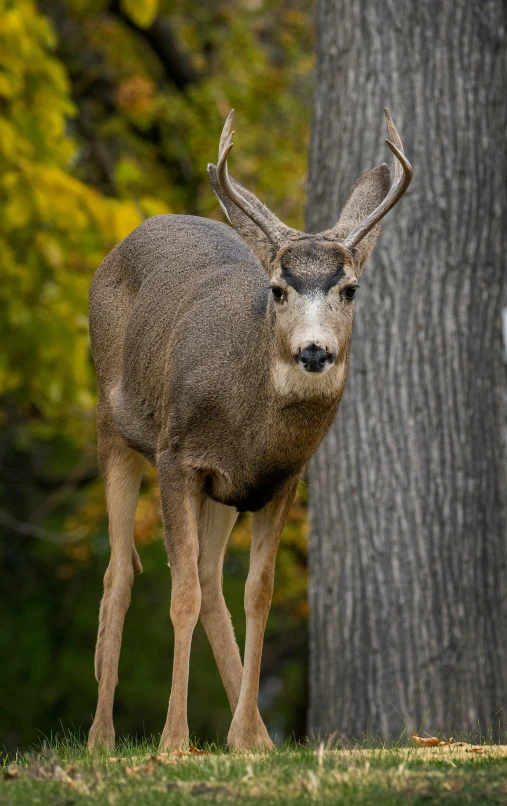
[88,436,144,752]
[227,478,298,751]
[158,455,201,752]
[197,498,271,742]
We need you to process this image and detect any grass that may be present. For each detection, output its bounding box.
[2,734,507,805]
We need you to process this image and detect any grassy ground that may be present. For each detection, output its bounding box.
[2,736,507,805]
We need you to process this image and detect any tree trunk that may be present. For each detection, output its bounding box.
[307,0,507,740]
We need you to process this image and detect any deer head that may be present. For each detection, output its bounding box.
[208,110,412,374]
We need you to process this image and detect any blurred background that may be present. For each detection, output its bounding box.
[0,0,314,752]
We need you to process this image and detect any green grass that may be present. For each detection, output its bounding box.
[2,735,507,805]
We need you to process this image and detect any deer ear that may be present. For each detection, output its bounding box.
[208,164,289,270]
[328,164,390,274]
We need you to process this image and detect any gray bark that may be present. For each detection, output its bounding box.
[307,0,507,739]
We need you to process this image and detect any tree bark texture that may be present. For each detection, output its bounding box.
[307,0,507,739]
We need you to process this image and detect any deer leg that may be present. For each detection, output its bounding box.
[88,437,144,752]
[197,499,270,743]
[227,479,298,751]
[158,457,201,752]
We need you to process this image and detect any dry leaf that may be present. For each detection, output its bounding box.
[189,745,210,755]
[411,734,454,747]
[124,763,156,777]
[148,754,173,766]
[468,746,485,754]
[172,745,210,757]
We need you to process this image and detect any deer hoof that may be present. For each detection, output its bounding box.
[227,715,274,751]
[158,727,190,753]
[88,722,115,754]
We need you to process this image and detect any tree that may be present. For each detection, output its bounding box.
[307,0,507,739]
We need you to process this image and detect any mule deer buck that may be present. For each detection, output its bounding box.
[87,109,412,752]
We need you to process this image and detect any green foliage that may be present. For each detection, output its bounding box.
[0,0,314,752]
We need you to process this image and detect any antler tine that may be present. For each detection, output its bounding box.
[342,109,413,251]
[216,112,280,247]
[384,108,404,185]
[218,109,235,159]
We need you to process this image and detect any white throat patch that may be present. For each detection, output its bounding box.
[271,358,347,400]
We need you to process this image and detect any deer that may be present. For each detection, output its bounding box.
[87,109,412,753]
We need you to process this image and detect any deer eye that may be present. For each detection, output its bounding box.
[271,285,286,303]
[341,285,359,301]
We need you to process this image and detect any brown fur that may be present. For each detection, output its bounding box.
[87,117,398,752]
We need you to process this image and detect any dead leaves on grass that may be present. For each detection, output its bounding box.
[110,745,211,778]
[3,762,91,794]
[411,734,454,747]
[109,745,210,767]
[3,747,222,802]
[411,735,488,754]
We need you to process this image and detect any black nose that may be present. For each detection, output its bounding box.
[296,344,333,373]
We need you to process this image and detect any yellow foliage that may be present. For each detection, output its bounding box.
[0,0,144,441]
[120,0,159,30]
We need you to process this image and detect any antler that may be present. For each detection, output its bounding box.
[215,110,281,247]
[341,109,413,250]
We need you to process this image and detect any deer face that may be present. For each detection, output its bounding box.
[269,241,358,374]
[208,108,411,387]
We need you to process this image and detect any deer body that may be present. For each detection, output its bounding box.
[92,217,343,510]
[88,111,411,752]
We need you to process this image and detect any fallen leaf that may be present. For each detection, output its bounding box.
[189,745,211,756]
[411,734,454,747]
[468,746,485,754]
[125,762,156,777]
[148,753,173,766]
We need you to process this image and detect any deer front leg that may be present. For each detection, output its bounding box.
[158,455,201,752]
[88,437,144,753]
[227,478,298,751]
[197,499,271,744]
